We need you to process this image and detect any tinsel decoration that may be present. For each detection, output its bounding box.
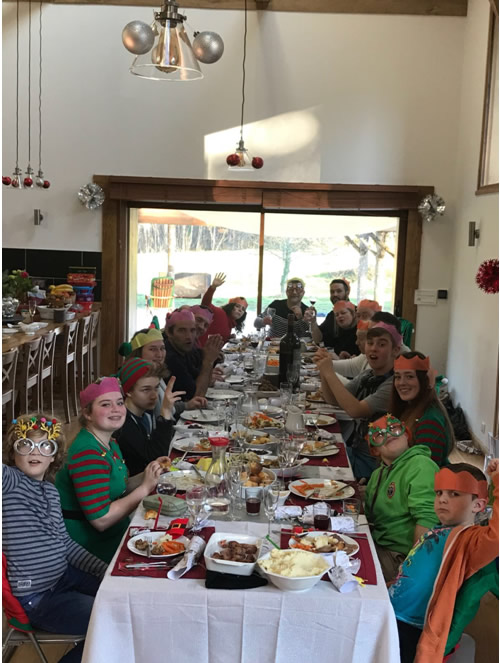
[476,259,499,294]
[78,183,105,210]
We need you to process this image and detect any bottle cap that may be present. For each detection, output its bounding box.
[208,437,229,447]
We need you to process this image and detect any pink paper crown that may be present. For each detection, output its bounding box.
[165,309,195,328]
[80,377,122,409]
[369,322,402,347]
[190,305,214,323]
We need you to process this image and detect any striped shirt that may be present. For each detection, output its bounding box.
[2,465,106,597]
[55,429,130,562]
[413,405,451,467]
[255,299,309,338]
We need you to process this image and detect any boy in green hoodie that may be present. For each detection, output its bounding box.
[364,413,439,582]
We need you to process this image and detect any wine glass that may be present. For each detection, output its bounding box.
[263,485,280,536]
[156,476,177,496]
[185,485,208,532]
[307,299,317,337]
[28,299,37,323]
[228,462,247,518]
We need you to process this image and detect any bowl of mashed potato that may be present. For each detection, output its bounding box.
[257,549,332,592]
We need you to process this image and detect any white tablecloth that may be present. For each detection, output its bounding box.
[82,514,399,663]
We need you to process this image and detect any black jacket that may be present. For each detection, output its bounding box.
[116,409,174,477]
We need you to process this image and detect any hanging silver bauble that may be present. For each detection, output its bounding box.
[418,193,446,223]
[122,20,155,55]
[192,31,224,64]
[78,183,105,210]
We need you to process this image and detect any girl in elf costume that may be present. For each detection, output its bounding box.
[389,459,498,663]
[390,351,455,466]
[119,316,207,418]
[55,378,165,563]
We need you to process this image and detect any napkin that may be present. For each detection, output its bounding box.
[143,495,187,517]
[205,570,268,590]
[315,429,335,440]
[327,550,362,593]
[275,506,302,520]
[167,536,207,580]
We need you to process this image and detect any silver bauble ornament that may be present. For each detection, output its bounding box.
[192,31,224,64]
[122,21,155,55]
[418,193,446,223]
[78,183,105,210]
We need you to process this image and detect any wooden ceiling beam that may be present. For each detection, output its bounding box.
[13,0,468,17]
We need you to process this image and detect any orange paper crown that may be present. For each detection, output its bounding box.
[357,320,371,330]
[334,300,356,313]
[357,299,382,312]
[394,355,430,372]
[434,467,488,500]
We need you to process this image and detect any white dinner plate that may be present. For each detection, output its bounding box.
[225,375,245,384]
[180,410,221,423]
[2,327,20,335]
[171,437,213,454]
[260,455,309,477]
[161,469,206,491]
[300,442,340,457]
[127,532,189,558]
[206,388,241,400]
[305,415,337,427]
[288,478,355,501]
[305,404,338,415]
[288,531,359,557]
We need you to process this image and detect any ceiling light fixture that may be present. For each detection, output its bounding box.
[122,1,224,82]
[226,0,263,171]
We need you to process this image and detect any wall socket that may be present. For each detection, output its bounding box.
[480,422,486,434]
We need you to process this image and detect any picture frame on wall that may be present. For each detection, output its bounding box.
[477,2,499,195]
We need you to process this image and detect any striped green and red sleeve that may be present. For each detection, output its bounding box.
[67,448,113,521]
[413,414,447,466]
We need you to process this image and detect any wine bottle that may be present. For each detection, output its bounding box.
[279,313,301,390]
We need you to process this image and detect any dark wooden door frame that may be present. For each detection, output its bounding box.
[94,176,432,374]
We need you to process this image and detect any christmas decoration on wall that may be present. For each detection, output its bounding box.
[418,194,446,223]
[226,0,263,171]
[476,258,499,294]
[3,0,50,189]
[122,1,223,82]
[78,183,105,210]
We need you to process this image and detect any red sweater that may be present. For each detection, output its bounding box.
[198,287,234,347]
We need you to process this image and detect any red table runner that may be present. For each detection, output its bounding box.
[284,481,360,513]
[111,527,214,579]
[303,440,349,468]
[279,529,377,585]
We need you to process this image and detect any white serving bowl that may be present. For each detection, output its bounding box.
[37,305,54,320]
[204,532,263,576]
[257,550,332,592]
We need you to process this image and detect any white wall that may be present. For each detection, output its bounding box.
[446,0,499,448]
[3,6,467,371]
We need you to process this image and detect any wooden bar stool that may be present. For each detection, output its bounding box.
[55,320,79,424]
[89,310,101,381]
[17,337,43,416]
[76,315,92,393]
[39,331,57,415]
[2,348,19,424]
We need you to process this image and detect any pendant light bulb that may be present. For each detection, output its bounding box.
[11,167,24,189]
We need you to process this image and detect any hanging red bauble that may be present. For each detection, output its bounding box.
[252,156,264,169]
[226,153,240,167]
[43,180,50,189]
[2,176,12,186]
[476,258,499,294]
[24,177,33,187]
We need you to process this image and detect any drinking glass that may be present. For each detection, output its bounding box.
[228,462,247,518]
[263,485,280,535]
[343,498,361,528]
[245,486,263,517]
[313,503,331,531]
[308,299,316,336]
[280,382,293,408]
[186,485,208,532]
[156,476,177,496]
[28,299,37,323]
[265,307,276,319]
[286,364,300,389]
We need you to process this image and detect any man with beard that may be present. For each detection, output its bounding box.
[311,278,351,346]
[254,277,314,338]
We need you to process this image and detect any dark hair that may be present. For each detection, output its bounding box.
[330,279,349,293]
[4,413,66,481]
[391,351,455,457]
[446,462,486,483]
[221,303,247,332]
[371,311,402,333]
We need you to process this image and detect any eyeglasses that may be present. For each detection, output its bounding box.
[287,283,304,290]
[14,437,58,457]
[368,419,406,447]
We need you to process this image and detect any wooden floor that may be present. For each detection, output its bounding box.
[3,416,498,663]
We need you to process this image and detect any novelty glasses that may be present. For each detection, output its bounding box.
[368,416,406,447]
[14,437,58,457]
